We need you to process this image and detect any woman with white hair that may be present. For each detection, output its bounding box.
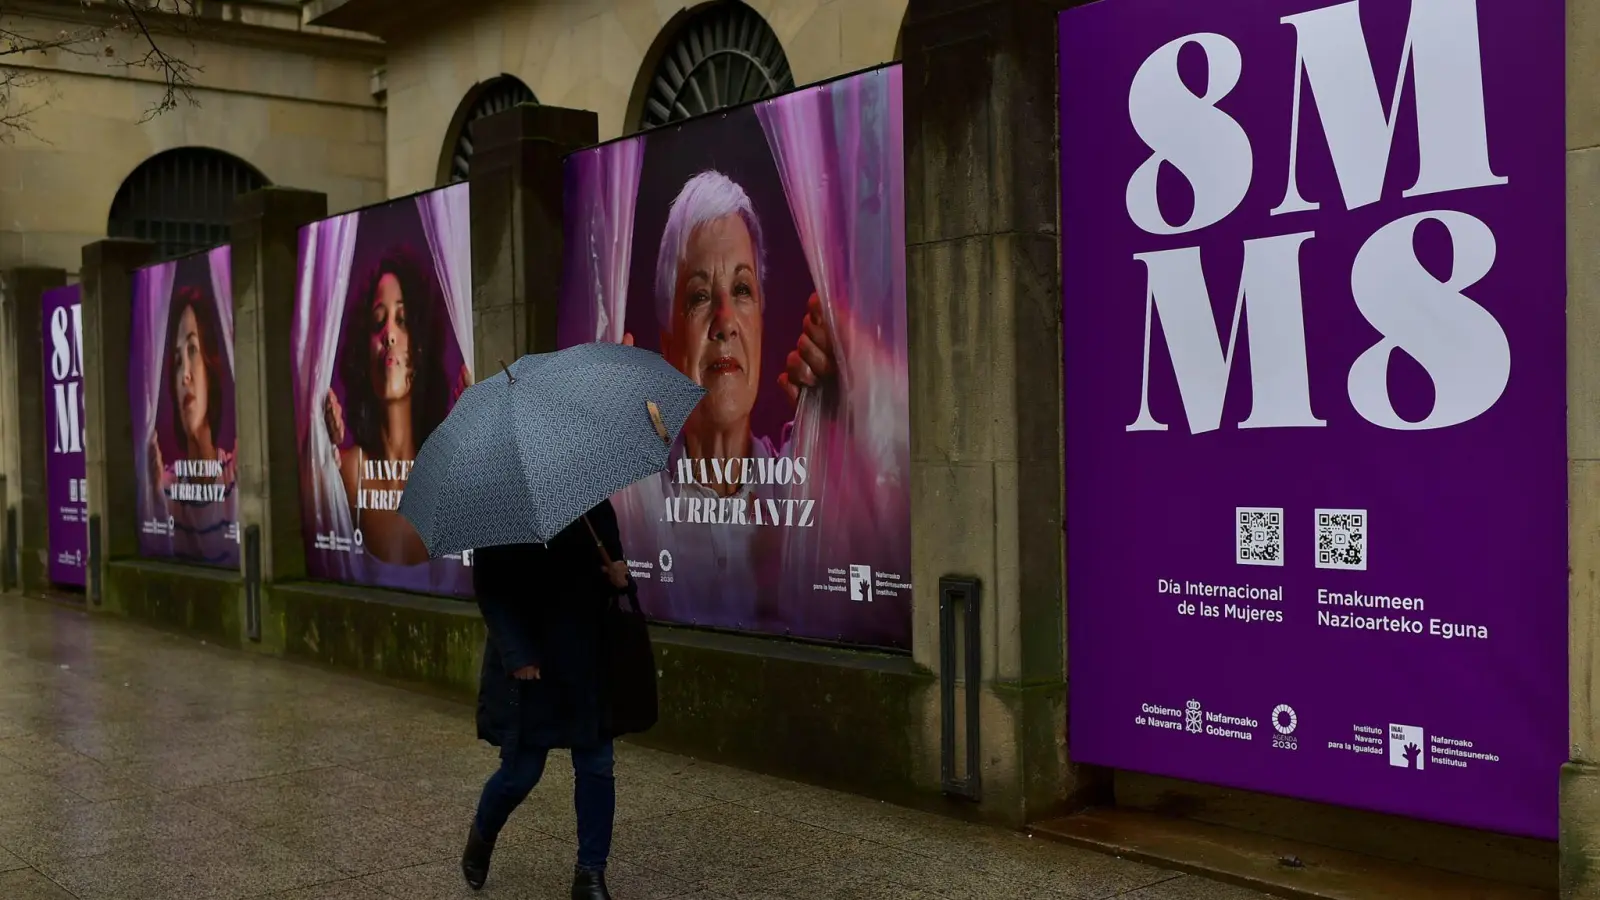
[618,169,837,627]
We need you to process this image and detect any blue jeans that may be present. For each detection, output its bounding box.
[473,741,616,870]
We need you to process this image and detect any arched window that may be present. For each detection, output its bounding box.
[637,0,794,131]
[106,148,269,260]
[445,75,538,184]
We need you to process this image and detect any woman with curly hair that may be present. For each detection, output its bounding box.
[324,244,470,567]
[148,280,237,564]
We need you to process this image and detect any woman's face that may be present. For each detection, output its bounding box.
[666,214,763,428]
[172,306,209,441]
[367,272,413,401]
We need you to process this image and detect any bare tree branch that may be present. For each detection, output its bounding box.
[0,0,204,137]
[0,67,47,139]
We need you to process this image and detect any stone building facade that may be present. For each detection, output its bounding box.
[308,0,907,196]
[0,0,386,276]
[3,1,1597,898]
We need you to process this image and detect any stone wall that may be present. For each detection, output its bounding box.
[0,3,387,276]
[379,0,908,197]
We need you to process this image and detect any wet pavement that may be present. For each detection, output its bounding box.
[0,595,1273,900]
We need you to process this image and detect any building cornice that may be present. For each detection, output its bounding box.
[3,0,386,61]
[302,0,466,39]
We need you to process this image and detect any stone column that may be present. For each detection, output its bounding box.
[80,241,153,604]
[466,103,598,365]
[1563,1,1600,894]
[0,268,66,593]
[901,0,1091,825]
[231,188,328,600]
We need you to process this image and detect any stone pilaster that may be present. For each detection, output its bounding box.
[466,103,598,363]
[901,0,1091,824]
[1562,2,1600,895]
[230,188,328,596]
[80,241,154,604]
[0,268,67,594]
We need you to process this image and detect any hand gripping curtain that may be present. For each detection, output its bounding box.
[755,67,910,622]
[209,247,235,374]
[292,214,360,581]
[417,184,474,377]
[131,263,176,533]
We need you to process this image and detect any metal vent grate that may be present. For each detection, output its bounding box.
[106,148,268,261]
[640,0,794,130]
[450,76,537,183]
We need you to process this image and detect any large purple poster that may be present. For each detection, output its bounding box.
[292,184,474,596]
[41,284,87,587]
[1060,0,1565,838]
[556,66,911,649]
[130,248,240,568]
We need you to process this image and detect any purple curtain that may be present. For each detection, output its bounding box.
[292,212,361,581]
[755,66,911,613]
[209,246,234,374]
[130,261,176,528]
[416,184,474,373]
[557,137,646,347]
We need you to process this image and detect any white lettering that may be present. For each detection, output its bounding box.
[1129,233,1323,434]
[52,381,81,454]
[1347,211,1508,430]
[1126,32,1253,235]
[1275,0,1506,215]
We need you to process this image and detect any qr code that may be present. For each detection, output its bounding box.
[1236,507,1284,567]
[1316,509,1367,571]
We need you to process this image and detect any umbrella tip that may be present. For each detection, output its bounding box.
[647,400,670,444]
[500,358,515,385]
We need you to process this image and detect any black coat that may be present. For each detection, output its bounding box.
[474,500,627,751]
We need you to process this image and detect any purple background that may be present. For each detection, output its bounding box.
[1060,0,1566,837]
[131,249,240,568]
[557,68,912,648]
[152,255,237,479]
[618,109,817,446]
[325,202,467,439]
[293,188,472,597]
[41,284,86,588]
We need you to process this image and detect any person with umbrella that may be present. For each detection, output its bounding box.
[462,502,632,898]
[397,343,704,899]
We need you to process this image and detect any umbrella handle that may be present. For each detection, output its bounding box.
[581,516,613,566]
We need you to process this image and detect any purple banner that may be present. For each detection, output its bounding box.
[1060,0,1565,837]
[556,66,911,649]
[41,284,86,587]
[292,183,474,596]
[130,248,240,568]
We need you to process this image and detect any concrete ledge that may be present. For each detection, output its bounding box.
[263,580,942,805]
[103,559,242,648]
[269,581,484,693]
[1034,809,1553,900]
[634,626,938,806]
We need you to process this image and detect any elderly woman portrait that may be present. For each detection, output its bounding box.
[148,282,236,562]
[625,170,836,476]
[324,245,471,567]
[618,169,841,625]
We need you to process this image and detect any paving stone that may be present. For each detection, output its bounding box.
[0,594,1268,900]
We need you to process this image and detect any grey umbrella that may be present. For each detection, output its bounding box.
[398,342,705,557]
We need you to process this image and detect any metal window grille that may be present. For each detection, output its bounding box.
[106,148,268,261]
[449,76,538,183]
[639,0,794,131]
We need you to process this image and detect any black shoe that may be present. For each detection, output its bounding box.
[571,865,613,900]
[461,824,494,890]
